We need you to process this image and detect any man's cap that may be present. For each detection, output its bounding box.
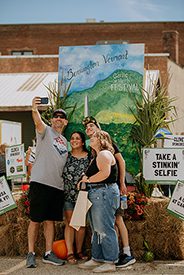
[82,116,101,129]
[53,109,67,119]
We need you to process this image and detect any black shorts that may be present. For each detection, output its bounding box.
[28,181,64,222]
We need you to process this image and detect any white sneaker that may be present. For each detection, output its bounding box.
[78,259,101,269]
[93,263,116,273]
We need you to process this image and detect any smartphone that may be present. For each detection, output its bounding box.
[40,97,48,104]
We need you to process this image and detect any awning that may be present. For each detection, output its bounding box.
[0,72,58,111]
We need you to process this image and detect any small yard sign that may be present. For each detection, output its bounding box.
[164,135,184,148]
[167,180,184,220]
[0,176,17,216]
[5,144,26,179]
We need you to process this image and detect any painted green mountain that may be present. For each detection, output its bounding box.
[65,69,143,123]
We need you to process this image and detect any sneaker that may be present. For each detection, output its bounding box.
[26,252,36,268]
[93,263,116,273]
[42,251,65,266]
[78,259,101,269]
[116,254,136,268]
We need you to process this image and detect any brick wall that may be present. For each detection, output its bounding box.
[0,22,184,66]
[0,57,58,73]
[0,55,169,87]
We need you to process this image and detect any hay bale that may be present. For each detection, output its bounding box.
[15,217,29,256]
[126,198,184,260]
[1,197,184,260]
[55,221,65,240]
[0,223,18,256]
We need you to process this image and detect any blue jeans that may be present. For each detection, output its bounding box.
[88,183,120,263]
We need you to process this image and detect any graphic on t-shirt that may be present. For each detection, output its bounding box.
[53,136,68,156]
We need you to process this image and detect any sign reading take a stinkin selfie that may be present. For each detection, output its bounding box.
[143,148,184,184]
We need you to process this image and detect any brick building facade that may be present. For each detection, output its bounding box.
[0,22,184,65]
[0,21,184,147]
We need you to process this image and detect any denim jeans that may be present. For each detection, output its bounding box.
[88,183,120,263]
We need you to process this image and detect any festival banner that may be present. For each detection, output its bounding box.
[5,144,26,179]
[58,43,144,179]
[143,148,184,184]
[164,135,184,148]
[0,176,17,216]
[167,180,184,220]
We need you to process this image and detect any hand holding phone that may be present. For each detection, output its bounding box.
[40,97,49,104]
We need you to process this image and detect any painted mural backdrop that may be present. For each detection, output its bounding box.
[58,44,144,178]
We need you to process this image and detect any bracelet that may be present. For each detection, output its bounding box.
[32,108,37,112]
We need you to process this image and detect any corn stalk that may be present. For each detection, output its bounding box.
[41,80,77,125]
[129,83,177,196]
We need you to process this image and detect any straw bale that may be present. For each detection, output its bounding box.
[125,198,184,260]
[0,223,18,256]
[55,221,65,240]
[1,196,184,260]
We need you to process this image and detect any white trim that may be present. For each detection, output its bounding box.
[145,53,170,57]
[0,53,170,59]
[0,55,58,59]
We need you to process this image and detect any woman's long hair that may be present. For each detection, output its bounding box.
[94,131,114,154]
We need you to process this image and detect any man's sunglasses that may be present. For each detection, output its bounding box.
[53,114,66,119]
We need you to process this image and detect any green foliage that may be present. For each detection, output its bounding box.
[63,69,143,177]
[65,122,140,176]
[65,69,143,123]
[41,80,77,125]
[143,240,154,262]
[129,84,177,197]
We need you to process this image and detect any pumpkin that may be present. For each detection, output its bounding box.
[52,239,68,259]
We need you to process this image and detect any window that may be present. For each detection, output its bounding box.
[11,51,33,56]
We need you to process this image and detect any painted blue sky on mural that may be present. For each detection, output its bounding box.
[59,44,144,92]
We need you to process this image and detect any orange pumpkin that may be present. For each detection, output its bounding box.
[52,239,68,259]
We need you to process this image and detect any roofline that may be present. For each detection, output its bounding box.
[0,55,58,59]
[0,21,184,26]
[0,53,170,59]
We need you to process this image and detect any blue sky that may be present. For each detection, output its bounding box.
[1,0,184,24]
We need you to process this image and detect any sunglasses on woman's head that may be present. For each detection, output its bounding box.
[82,116,97,126]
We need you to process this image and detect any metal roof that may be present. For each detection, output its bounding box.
[0,72,58,111]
